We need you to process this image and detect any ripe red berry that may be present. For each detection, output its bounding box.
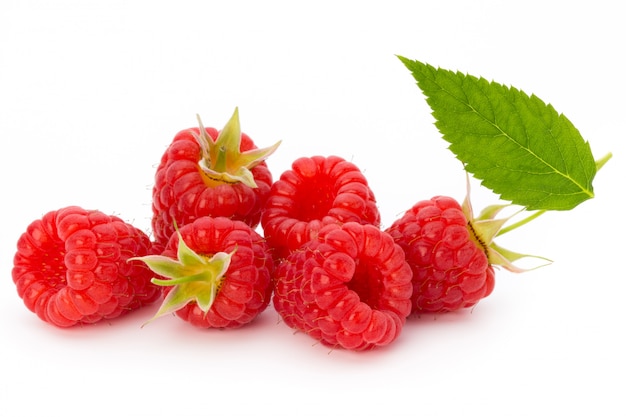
[261,155,380,260]
[132,216,274,329]
[151,108,280,247]
[273,222,413,351]
[12,206,160,328]
[385,196,495,313]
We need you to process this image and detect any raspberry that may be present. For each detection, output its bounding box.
[273,222,413,351]
[12,206,160,327]
[261,155,380,260]
[132,216,274,329]
[385,196,495,313]
[151,108,279,247]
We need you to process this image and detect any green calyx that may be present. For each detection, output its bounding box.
[461,176,552,273]
[194,107,281,188]
[129,231,235,324]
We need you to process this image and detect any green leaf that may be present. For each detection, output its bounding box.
[398,56,597,211]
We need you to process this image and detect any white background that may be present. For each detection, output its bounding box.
[1,1,624,416]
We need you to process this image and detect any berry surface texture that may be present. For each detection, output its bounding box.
[261,155,381,261]
[273,222,413,350]
[12,206,160,327]
[386,196,495,313]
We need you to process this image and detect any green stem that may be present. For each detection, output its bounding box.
[496,210,546,236]
[596,152,613,171]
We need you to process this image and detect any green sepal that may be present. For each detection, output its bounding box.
[194,107,281,188]
[461,175,551,272]
[129,231,235,324]
[474,203,511,222]
[488,242,552,273]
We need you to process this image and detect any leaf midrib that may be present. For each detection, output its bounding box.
[437,80,593,198]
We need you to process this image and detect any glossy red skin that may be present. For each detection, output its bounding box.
[156,216,274,329]
[12,206,160,328]
[273,222,412,351]
[261,155,380,260]
[151,127,273,248]
[386,196,495,313]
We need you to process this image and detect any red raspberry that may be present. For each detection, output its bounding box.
[273,222,413,351]
[132,216,274,329]
[261,155,380,260]
[385,196,495,313]
[12,206,160,328]
[151,108,280,247]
